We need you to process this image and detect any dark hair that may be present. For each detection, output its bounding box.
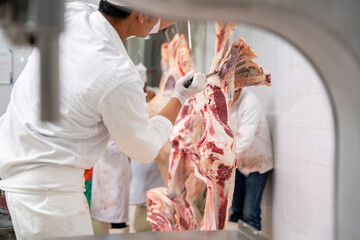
[98,0,132,20]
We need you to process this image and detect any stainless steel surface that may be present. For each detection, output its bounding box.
[47,231,247,240]
[0,0,64,121]
[47,229,268,240]
[46,220,270,240]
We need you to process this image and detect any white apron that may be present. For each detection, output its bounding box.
[91,140,130,223]
[0,165,93,240]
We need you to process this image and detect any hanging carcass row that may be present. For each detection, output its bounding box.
[147,33,197,186]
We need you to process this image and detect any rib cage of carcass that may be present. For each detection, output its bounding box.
[146,22,271,231]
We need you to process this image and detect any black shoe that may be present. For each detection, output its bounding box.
[229,212,241,222]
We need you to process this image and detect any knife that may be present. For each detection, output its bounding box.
[183,70,219,88]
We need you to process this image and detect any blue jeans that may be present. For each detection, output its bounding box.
[229,169,270,230]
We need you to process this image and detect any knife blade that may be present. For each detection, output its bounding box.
[183,70,219,88]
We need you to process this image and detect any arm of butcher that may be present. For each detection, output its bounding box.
[101,79,173,163]
[101,72,205,162]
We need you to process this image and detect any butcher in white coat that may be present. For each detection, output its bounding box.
[0,1,206,239]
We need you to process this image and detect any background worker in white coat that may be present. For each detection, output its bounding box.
[0,0,206,239]
[91,139,131,234]
[229,88,274,231]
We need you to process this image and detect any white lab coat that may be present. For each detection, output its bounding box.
[229,89,273,177]
[129,160,163,205]
[0,2,172,239]
[91,139,130,223]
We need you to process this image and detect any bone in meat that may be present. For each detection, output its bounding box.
[146,187,198,231]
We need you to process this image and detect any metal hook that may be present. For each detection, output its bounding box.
[165,28,171,42]
[174,22,180,33]
[170,26,177,35]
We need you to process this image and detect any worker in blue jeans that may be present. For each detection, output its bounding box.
[229,88,273,231]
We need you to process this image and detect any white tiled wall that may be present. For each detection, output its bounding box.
[200,23,335,240]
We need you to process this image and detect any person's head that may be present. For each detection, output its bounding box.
[99,0,160,39]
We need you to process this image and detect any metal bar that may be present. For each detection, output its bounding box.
[187,19,192,50]
[165,27,170,42]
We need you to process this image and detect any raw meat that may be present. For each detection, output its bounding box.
[147,22,272,232]
[147,33,197,186]
[146,34,205,232]
[196,23,237,230]
[146,187,177,232]
[146,187,198,231]
[158,42,170,90]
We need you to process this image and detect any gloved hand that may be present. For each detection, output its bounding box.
[172,71,207,105]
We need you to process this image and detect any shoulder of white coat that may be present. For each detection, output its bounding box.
[104,55,142,86]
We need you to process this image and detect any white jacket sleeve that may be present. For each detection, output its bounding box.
[234,104,261,157]
[100,79,173,163]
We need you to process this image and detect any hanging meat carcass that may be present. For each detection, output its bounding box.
[147,22,271,232]
[147,33,196,186]
[197,23,271,230]
[146,33,204,231]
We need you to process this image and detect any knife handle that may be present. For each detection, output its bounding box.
[183,78,193,88]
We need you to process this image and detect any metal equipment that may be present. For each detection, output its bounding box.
[0,0,64,121]
[45,220,270,240]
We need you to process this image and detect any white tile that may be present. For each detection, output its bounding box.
[294,128,315,162]
[289,94,322,128]
[286,215,320,240]
[276,68,291,98]
[273,212,290,240]
[275,98,291,126]
[295,191,319,233]
[318,204,335,240]
[287,127,299,158]
[289,46,306,67]
[289,63,309,96]
[273,153,288,185]
[273,126,290,156]
[295,160,313,196]
[314,165,335,206]
[273,183,287,214]
[286,156,297,189]
[318,92,335,129]
[306,65,325,94]
[317,129,335,167]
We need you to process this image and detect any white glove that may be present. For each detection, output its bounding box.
[172,70,207,105]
